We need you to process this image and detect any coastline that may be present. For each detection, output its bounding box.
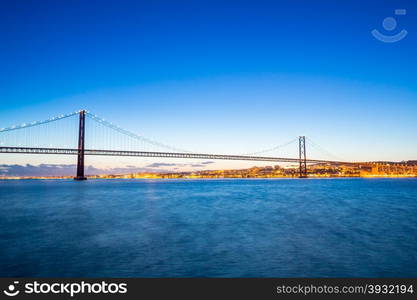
[1,175,417,180]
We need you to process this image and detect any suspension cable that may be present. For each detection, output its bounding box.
[305,137,347,162]
[240,138,298,156]
[85,112,191,153]
[0,111,79,133]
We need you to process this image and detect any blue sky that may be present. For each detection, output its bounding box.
[0,0,417,174]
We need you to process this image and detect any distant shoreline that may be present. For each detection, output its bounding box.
[1,175,417,180]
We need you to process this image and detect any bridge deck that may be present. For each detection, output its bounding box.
[0,146,351,165]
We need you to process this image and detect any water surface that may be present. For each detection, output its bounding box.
[0,178,416,277]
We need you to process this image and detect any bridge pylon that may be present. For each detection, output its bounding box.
[299,136,307,178]
[74,110,87,180]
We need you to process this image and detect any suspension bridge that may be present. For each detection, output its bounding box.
[0,110,352,179]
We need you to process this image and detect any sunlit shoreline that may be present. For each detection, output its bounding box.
[2,163,416,180]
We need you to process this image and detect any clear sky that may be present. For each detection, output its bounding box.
[0,0,417,174]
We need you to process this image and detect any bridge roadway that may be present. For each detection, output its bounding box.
[0,146,351,165]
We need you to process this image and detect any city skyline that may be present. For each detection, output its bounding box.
[1,0,416,174]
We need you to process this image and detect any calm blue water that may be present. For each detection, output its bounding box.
[0,178,416,277]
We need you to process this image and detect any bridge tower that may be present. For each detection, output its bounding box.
[74,110,87,180]
[299,136,307,178]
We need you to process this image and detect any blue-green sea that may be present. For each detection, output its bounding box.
[0,178,416,277]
